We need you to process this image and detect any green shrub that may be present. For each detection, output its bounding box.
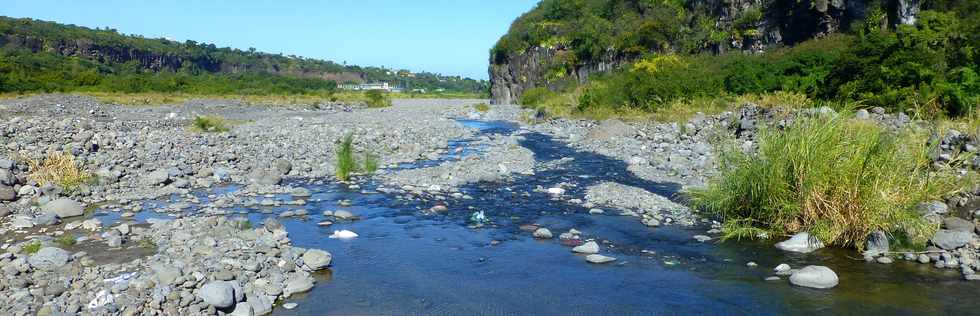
[335,133,356,181]
[519,87,556,107]
[364,90,392,108]
[690,114,957,249]
[474,103,491,112]
[22,241,42,254]
[191,116,230,133]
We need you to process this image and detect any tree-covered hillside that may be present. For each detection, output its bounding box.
[0,16,488,95]
[491,0,980,118]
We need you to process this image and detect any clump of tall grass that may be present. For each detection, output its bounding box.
[334,134,379,181]
[689,114,958,249]
[335,134,356,181]
[474,103,491,112]
[191,116,230,133]
[25,152,93,191]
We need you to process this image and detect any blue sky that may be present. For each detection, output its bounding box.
[2,0,538,80]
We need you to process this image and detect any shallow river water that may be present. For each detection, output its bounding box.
[95,120,980,315]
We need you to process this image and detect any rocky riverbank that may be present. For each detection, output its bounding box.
[2,94,980,315]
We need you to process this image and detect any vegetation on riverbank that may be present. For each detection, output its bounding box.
[335,134,378,181]
[689,114,962,249]
[516,8,979,121]
[24,152,93,192]
[190,116,231,133]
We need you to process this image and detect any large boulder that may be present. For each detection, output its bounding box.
[28,247,70,270]
[302,249,332,271]
[775,232,824,253]
[42,198,84,218]
[931,229,975,250]
[789,266,839,289]
[198,281,236,308]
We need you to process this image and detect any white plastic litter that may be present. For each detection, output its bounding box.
[87,290,114,309]
[329,230,358,239]
[103,272,138,284]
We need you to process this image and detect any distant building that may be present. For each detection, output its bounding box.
[339,82,401,92]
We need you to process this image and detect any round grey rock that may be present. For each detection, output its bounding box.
[42,198,85,218]
[789,265,839,289]
[28,247,70,270]
[198,281,236,308]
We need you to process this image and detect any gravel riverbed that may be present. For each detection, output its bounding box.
[2,95,980,315]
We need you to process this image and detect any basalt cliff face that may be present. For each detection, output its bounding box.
[489,0,921,105]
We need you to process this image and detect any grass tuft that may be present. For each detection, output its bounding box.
[25,151,93,191]
[335,134,380,181]
[689,113,959,249]
[22,241,42,254]
[335,134,356,181]
[55,234,77,247]
[191,116,230,133]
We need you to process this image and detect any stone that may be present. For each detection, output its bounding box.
[0,185,15,201]
[864,230,889,257]
[28,247,70,270]
[273,159,293,175]
[917,254,931,264]
[151,263,181,285]
[229,301,254,316]
[585,254,616,264]
[303,249,332,270]
[198,281,236,308]
[573,241,600,254]
[876,257,894,264]
[146,169,171,185]
[943,217,976,233]
[774,232,824,253]
[33,212,60,226]
[263,218,284,232]
[931,229,974,250]
[283,303,298,310]
[283,275,315,297]
[291,187,312,197]
[774,263,792,275]
[854,109,871,120]
[920,201,949,216]
[42,198,85,218]
[333,210,356,220]
[765,276,781,281]
[789,266,839,289]
[533,228,553,239]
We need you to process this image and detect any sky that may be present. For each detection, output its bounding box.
[2,0,539,80]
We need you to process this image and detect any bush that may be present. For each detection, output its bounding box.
[690,114,957,249]
[191,116,230,133]
[364,90,392,108]
[25,152,92,191]
[519,87,555,107]
[474,103,491,112]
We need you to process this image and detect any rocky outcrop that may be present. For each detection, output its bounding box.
[489,0,922,105]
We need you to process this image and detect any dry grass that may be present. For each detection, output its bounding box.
[24,151,93,191]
